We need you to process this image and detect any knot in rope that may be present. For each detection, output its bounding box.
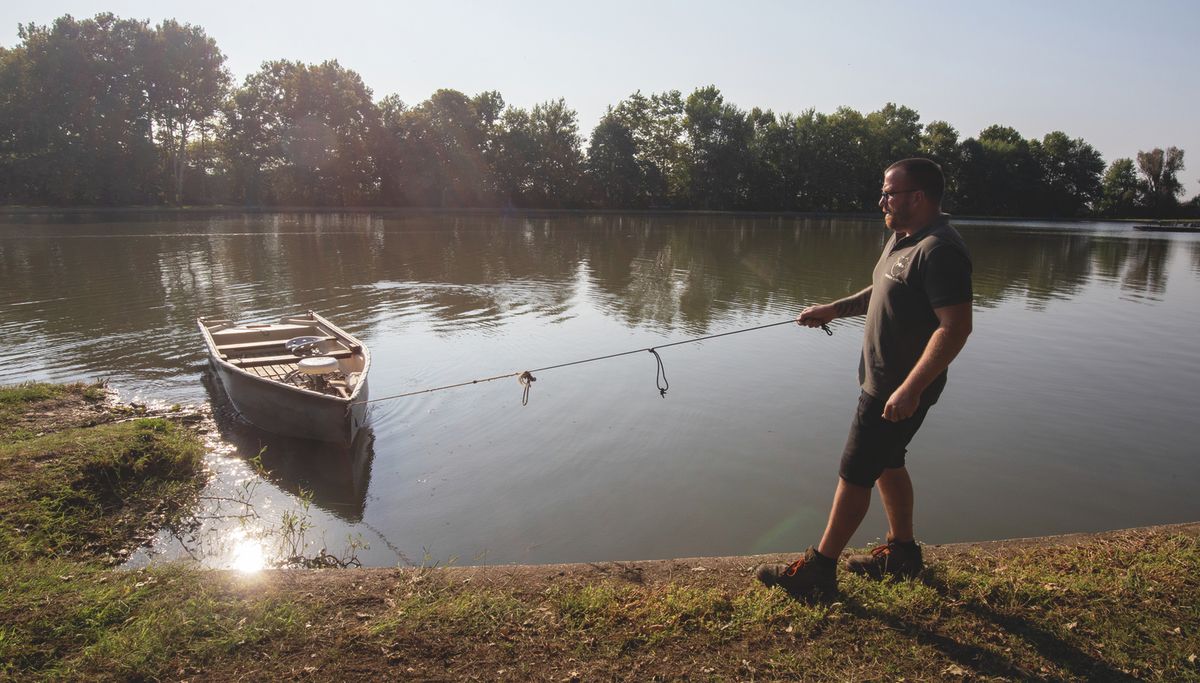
[821,323,833,336]
[648,348,669,398]
[518,370,536,406]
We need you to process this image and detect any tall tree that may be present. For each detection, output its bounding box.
[2,14,158,204]
[380,89,492,206]
[144,19,230,204]
[1136,147,1185,213]
[1031,131,1104,216]
[586,109,643,208]
[1097,158,1143,217]
[745,109,805,211]
[683,85,752,210]
[492,106,536,206]
[144,20,230,205]
[610,90,687,207]
[919,120,961,208]
[957,125,1041,216]
[794,107,872,211]
[528,98,585,208]
[221,60,379,205]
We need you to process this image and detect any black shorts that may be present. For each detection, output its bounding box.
[839,391,932,488]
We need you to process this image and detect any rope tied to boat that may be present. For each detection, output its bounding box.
[356,318,833,407]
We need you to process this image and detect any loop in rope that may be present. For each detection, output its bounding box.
[821,323,833,336]
[649,348,669,398]
[518,370,536,406]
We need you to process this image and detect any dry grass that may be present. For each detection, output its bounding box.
[1,383,1197,681]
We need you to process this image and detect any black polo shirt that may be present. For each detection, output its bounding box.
[859,214,972,404]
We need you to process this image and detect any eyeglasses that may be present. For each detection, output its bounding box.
[880,189,920,201]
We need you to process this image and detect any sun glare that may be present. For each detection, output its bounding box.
[230,531,267,573]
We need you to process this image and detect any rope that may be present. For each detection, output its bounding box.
[649,348,669,398]
[357,318,833,406]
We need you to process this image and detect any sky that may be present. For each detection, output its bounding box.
[3,0,1198,195]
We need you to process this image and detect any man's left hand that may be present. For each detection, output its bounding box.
[883,386,920,422]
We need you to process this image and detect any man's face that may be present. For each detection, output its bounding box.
[879,168,920,234]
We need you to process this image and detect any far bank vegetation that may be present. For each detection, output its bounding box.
[0,14,1194,218]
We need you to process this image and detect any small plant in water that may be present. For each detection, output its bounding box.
[181,446,366,569]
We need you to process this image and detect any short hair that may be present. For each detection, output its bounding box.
[886,158,945,204]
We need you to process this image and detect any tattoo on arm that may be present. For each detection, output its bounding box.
[832,287,872,318]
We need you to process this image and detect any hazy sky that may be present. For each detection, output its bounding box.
[4,1,1198,194]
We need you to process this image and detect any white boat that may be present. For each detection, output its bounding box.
[197,311,370,442]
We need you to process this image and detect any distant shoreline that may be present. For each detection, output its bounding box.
[0,204,1150,224]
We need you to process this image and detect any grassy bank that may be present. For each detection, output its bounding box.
[0,383,205,565]
[1,383,1197,681]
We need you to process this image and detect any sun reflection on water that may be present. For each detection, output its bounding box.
[230,530,267,573]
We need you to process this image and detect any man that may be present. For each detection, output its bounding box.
[756,158,973,598]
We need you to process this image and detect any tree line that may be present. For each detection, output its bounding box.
[1,13,1195,217]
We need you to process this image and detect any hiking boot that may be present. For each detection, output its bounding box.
[755,547,837,599]
[845,540,923,580]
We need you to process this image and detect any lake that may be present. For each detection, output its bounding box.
[1,211,1197,568]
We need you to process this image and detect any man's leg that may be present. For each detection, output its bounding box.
[876,466,914,543]
[847,464,923,579]
[816,478,871,559]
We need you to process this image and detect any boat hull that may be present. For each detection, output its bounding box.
[209,355,369,442]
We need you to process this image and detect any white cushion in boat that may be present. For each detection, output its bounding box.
[297,356,339,375]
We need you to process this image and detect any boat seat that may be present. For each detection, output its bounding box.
[210,323,318,342]
[230,349,352,368]
[297,356,339,375]
[217,336,334,354]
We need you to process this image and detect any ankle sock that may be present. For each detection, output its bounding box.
[812,549,837,566]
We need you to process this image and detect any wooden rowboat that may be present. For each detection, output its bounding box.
[198,311,370,442]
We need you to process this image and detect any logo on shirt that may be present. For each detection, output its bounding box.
[886,255,911,281]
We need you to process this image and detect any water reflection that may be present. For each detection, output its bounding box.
[201,368,374,522]
[3,212,1198,565]
[229,528,267,574]
[0,214,1182,356]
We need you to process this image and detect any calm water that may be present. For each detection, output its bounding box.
[1,212,1198,568]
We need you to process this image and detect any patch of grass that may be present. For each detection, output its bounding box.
[550,581,630,631]
[369,575,532,641]
[0,417,205,562]
[0,381,107,440]
[0,560,313,680]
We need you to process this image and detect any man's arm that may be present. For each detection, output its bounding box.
[797,286,872,328]
[882,301,972,422]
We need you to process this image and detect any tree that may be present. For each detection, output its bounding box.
[528,98,585,208]
[220,60,379,205]
[919,121,961,208]
[1097,158,1142,217]
[608,90,687,207]
[379,89,492,206]
[683,86,752,209]
[956,125,1041,216]
[586,109,643,208]
[144,20,230,204]
[745,109,806,211]
[1136,147,1185,214]
[2,14,159,204]
[1031,131,1104,216]
[794,107,873,211]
